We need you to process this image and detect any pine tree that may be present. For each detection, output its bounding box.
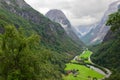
[0,25,40,80]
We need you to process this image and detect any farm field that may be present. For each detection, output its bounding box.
[63,50,105,80]
[79,50,92,59]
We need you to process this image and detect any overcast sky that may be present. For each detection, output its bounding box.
[25,0,117,26]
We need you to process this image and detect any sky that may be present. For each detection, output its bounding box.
[25,0,117,26]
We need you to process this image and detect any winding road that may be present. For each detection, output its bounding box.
[73,50,112,79]
[86,51,112,79]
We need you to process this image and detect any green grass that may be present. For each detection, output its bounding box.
[63,50,105,80]
[71,50,92,63]
[79,50,92,59]
[80,50,92,63]
[64,63,104,80]
[71,60,78,63]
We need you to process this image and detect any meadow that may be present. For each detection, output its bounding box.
[63,50,105,80]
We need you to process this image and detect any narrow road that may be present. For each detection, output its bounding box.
[71,50,112,80]
[88,52,112,79]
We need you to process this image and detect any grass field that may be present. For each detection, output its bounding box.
[79,50,92,59]
[63,50,105,80]
[71,50,92,63]
[64,64,104,80]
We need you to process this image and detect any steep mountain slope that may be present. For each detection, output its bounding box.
[82,1,120,45]
[45,9,83,45]
[0,0,84,79]
[91,9,120,80]
[0,0,84,55]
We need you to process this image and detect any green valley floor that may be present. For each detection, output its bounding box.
[63,49,105,80]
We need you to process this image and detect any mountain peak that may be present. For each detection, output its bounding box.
[46,9,67,19]
[47,9,63,13]
[45,9,69,26]
[46,9,83,45]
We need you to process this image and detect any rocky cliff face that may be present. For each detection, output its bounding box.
[46,9,83,45]
[81,1,120,45]
[45,9,71,35]
[0,0,30,8]
[45,9,71,28]
[0,0,48,24]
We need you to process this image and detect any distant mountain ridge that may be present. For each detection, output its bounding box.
[76,23,98,36]
[81,1,120,45]
[46,9,83,45]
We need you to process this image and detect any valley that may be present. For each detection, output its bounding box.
[63,49,111,80]
[0,0,120,80]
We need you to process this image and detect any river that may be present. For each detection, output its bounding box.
[73,50,112,79]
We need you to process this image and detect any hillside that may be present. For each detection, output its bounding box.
[91,9,120,80]
[0,0,84,55]
[0,0,84,80]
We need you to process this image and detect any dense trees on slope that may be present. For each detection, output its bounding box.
[0,25,65,80]
[0,25,40,80]
[106,11,120,31]
[91,10,120,80]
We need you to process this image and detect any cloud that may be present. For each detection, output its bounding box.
[70,16,98,26]
[25,0,117,26]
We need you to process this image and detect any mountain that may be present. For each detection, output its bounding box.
[0,0,84,54]
[81,1,120,45]
[45,9,83,45]
[91,7,120,80]
[0,0,84,79]
[76,23,98,36]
